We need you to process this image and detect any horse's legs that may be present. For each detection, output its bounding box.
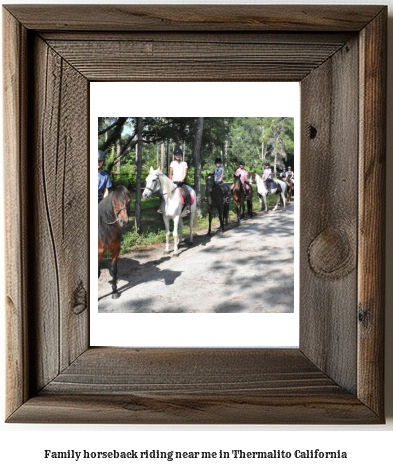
[178,217,183,245]
[110,246,121,299]
[163,216,171,254]
[247,198,253,217]
[218,205,224,232]
[207,207,212,234]
[172,215,180,256]
[224,202,229,225]
[189,212,194,244]
[241,200,245,219]
[282,191,286,209]
[273,193,280,211]
[262,194,267,212]
[98,244,105,278]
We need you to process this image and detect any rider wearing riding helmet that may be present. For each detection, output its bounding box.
[98,150,112,202]
[213,157,225,187]
[162,146,191,214]
[212,157,230,201]
[234,160,251,199]
[286,166,294,180]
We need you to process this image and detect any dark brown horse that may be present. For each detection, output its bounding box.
[205,173,229,234]
[98,186,131,298]
[232,175,253,221]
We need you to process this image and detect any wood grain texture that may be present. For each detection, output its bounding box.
[7,349,379,424]
[358,9,387,416]
[45,36,349,82]
[3,5,386,424]
[30,36,89,390]
[3,5,384,32]
[3,9,30,418]
[300,36,359,394]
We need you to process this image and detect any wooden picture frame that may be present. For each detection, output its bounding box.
[3,5,386,424]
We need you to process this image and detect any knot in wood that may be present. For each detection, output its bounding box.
[308,228,354,279]
[73,281,87,315]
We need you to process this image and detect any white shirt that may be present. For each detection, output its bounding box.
[170,160,188,181]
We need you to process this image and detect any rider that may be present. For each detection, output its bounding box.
[160,146,191,214]
[98,150,112,203]
[286,166,294,181]
[213,158,225,188]
[263,164,273,193]
[234,160,251,199]
[213,157,229,201]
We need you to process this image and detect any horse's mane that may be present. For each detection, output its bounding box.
[98,186,131,244]
[113,185,131,202]
[156,170,177,195]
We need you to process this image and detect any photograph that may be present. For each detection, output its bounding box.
[97,117,295,314]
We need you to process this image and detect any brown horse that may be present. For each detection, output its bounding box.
[232,175,253,222]
[98,186,131,298]
[285,175,294,202]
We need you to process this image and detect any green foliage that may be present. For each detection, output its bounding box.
[98,116,294,248]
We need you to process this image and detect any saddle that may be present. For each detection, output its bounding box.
[178,186,195,206]
[264,180,281,194]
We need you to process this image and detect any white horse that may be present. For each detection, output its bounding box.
[249,173,287,212]
[142,167,197,256]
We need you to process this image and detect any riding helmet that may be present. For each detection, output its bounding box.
[215,158,222,164]
[173,146,183,156]
[239,160,245,165]
[98,150,106,162]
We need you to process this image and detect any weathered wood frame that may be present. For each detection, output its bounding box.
[3,5,386,424]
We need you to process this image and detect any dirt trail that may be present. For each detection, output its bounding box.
[98,204,294,313]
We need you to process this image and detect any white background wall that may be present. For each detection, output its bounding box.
[1,0,392,473]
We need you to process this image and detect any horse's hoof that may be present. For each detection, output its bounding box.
[112,292,120,299]
[172,253,179,258]
[164,250,170,254]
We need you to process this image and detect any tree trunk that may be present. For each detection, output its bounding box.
[161,143,164,171]
[193,117,204,216]
[116,139,122,180]
[135,118,143,234]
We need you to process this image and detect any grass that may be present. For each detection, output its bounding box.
[118,188,279,255]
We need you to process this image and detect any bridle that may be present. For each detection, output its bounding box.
[106,199,129,225]
[144,173,171,197]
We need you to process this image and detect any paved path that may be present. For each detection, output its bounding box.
[98,204,294,313]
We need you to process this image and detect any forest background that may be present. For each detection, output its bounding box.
[98,117,294,238]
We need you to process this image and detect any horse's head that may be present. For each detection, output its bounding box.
[233,174,242,191]
[249,172,255,185]
[205,173,216,193]
[112,186,131,227]
[143,167,161,199]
